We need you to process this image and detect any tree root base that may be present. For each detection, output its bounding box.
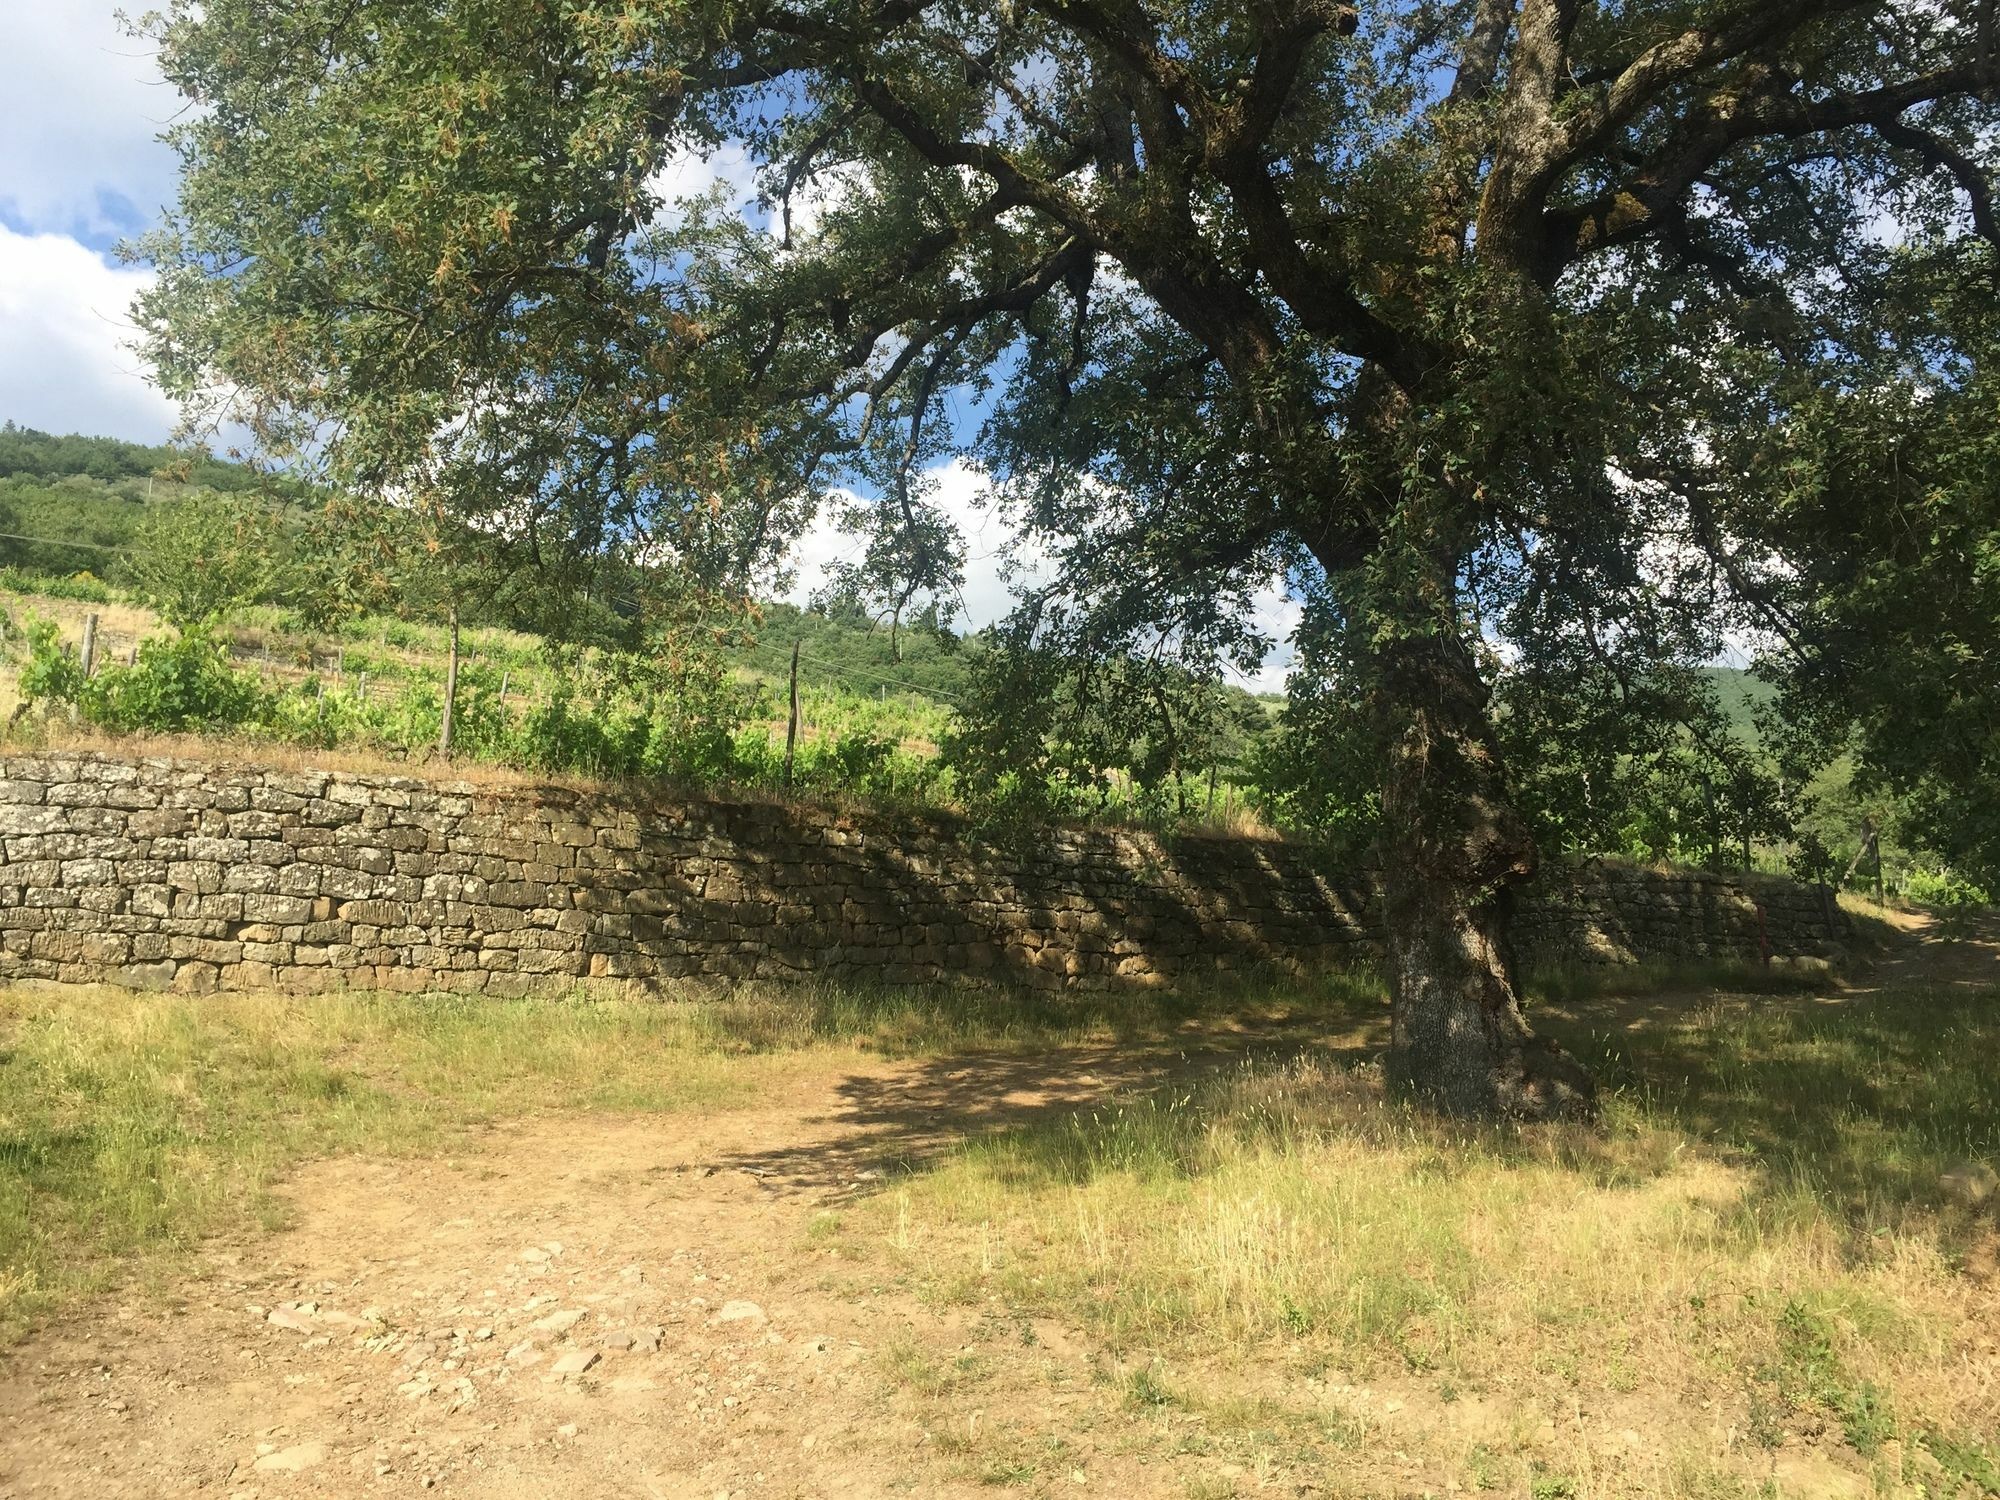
[1492,1037,1598,1122]
[1387,1036,1598,1123]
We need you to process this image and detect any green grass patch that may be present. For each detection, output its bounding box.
[0,966,1378,1336]
[1563,989,2000,1218]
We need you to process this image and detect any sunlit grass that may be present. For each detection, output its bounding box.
[0,966,1377,1335]
[869,986,2000,1497]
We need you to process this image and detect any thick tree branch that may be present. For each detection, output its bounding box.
[1876,118,2000,245]
[1550,64,1986,264]
[1557,0,1875,162]
[1449,0,1518,104]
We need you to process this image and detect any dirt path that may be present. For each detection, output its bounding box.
[1842,906,2000,994]
[0,1033,1370,1500]
[4,920,1992,1499]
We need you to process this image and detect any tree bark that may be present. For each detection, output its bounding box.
[1367,594,1596,1121]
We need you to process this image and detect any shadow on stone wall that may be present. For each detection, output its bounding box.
[0,752,1845,997]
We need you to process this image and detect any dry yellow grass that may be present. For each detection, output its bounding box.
[2,964,1996,1496]
[860,993,2000,1498]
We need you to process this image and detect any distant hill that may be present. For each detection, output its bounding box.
[0,423,286,581]
[1700,664,1775,746]
[0,425,272,492]
[0,425,1260,728]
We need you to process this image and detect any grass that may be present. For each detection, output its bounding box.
[3,962,1997,1496]
[864,983,2000,1497]
[0,966,1374,1335]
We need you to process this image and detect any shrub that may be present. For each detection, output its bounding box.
[82,629,267,733]
[13,615,88,709]
[0,567,117,603]
[10,616,266,735]
[506,640,744,782]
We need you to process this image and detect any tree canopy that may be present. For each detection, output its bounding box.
[136,0,2000,1116]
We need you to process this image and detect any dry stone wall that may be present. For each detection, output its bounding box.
[0,752,1849,997]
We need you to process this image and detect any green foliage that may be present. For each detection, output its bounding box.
[15,618,267,734]
[14,617,87,708]
[1755,1300,1897,1456]
[741,602,975,703]
[129,491,292,627]
[1754,247,2000,892]
[1241,631,1379,857]
[84,631,268,734]
[511,641,742,782]
[1786,831,1838,890]
[284,497,421,634]
[0,474,147,580]
[946,632,1269,826]
[1902,868,1990,940]
[127,0,2000,1020]
[0,568,116,604]
[1903,868,1990,910]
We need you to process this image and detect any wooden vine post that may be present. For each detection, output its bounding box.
[783,639,801,790]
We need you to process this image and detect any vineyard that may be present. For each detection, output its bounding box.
[0,424,1963,896]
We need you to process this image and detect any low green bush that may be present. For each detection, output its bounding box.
[0,567,118,604]
[84,630,267,733]
[14,616,268,734]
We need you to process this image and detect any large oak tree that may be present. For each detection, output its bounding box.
[138,0,1997,1116]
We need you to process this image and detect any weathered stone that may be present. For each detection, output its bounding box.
[0,750,1849,1002]
[172,961,219,994]
[252,1442,326,1473]
[242,893,316,924]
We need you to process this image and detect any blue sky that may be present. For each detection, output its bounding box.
[0,6,1300,685]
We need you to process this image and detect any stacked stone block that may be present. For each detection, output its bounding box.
[0,752,1848,996]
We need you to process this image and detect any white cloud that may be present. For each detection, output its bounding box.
[1234,586,1301,695]
[647,139,872,251]
[0,2,181,238]
[781,161,868,246]
[647,142,762,228]
[784,459,1033,630]
[786,460,1299,691]
[0,225,174,440]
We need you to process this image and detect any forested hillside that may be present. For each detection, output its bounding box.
[0,425,301,584]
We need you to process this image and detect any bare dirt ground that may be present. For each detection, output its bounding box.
[1,918,1990,1500]
[0,1037,1364,1500]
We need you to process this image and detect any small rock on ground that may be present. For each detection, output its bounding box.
[252,1442,326,1473]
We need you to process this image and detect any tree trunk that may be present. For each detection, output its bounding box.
[1369,609,1596,1121]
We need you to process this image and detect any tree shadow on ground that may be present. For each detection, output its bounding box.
[709,1001,1389,1195]
[1538,982,2000,1230]
[711,934,1997,1236]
